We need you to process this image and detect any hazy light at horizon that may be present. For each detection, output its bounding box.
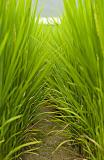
[33,0,63,17]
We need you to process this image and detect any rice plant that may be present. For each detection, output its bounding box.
[48,0,104,159]
[0,0,50,159]
[1,0,104,159]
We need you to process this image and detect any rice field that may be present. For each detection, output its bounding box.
[0,0,104,160]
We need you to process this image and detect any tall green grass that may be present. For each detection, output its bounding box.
[0,0,50,159]
[48,0,104,159]
[1,0,104,159]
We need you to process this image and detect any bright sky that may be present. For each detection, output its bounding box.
[33,0,63,17]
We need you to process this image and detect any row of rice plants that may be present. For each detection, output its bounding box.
[1,0,104,159]
[48,0,104,159]
[0,0,51,159]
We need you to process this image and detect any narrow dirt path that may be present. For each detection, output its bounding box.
[23,107,86,160]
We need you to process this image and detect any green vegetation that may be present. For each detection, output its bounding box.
[48,0,104,159]
[0,0,50,159]
[0,0,104,160]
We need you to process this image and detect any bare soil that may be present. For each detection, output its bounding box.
[23,107,86,160]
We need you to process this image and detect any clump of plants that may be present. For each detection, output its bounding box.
[1,0,104,159]
[0,0,50,159]
[48,0,104,159]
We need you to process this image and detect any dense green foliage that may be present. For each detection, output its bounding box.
[48,0,104,159]
[0,0,50,159]
[0,0,104,160]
